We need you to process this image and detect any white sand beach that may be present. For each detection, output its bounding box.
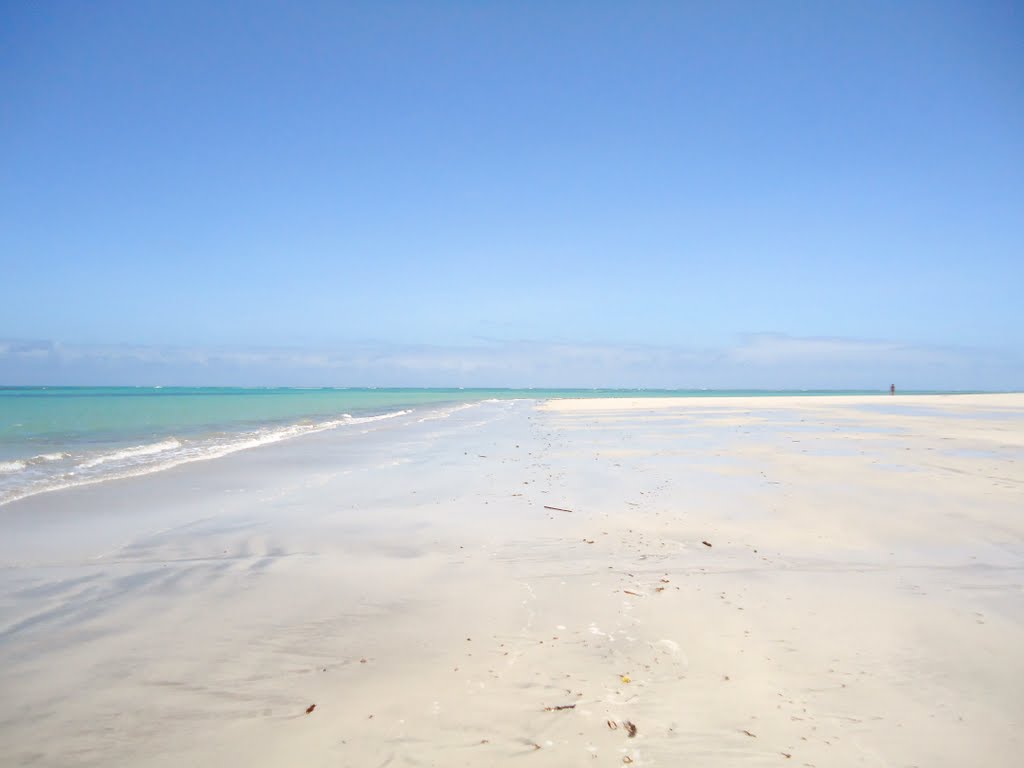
[1,394,1023,767]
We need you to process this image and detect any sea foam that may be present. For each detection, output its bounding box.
[0,408,416,506]
[78,439,183,469]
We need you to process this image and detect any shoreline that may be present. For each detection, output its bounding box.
[542,391,1024,409]
[1,396,1022,766]
[4,391,1019,509]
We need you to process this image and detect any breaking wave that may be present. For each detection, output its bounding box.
[0,409,414,506]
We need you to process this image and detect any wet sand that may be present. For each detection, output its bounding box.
[1,394,1022,766]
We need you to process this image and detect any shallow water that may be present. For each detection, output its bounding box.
[0,387,947,505]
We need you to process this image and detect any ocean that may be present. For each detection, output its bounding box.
[0,386,929,506]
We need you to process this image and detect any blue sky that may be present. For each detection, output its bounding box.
[2,1,1021,387]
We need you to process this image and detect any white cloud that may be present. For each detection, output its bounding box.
[728,333,950,365]
[0,334,1016,389]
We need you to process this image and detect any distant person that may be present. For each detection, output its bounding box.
[890,383,895,396]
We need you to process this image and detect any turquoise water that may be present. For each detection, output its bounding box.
[0,386,952,505]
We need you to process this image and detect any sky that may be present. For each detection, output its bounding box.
[1,1,1022,388]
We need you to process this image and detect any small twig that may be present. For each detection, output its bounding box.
[543,703,577,711]
[623,590,641,596]
[543,505,574,513]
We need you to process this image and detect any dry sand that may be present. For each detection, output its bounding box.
[1,394,1022,766]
